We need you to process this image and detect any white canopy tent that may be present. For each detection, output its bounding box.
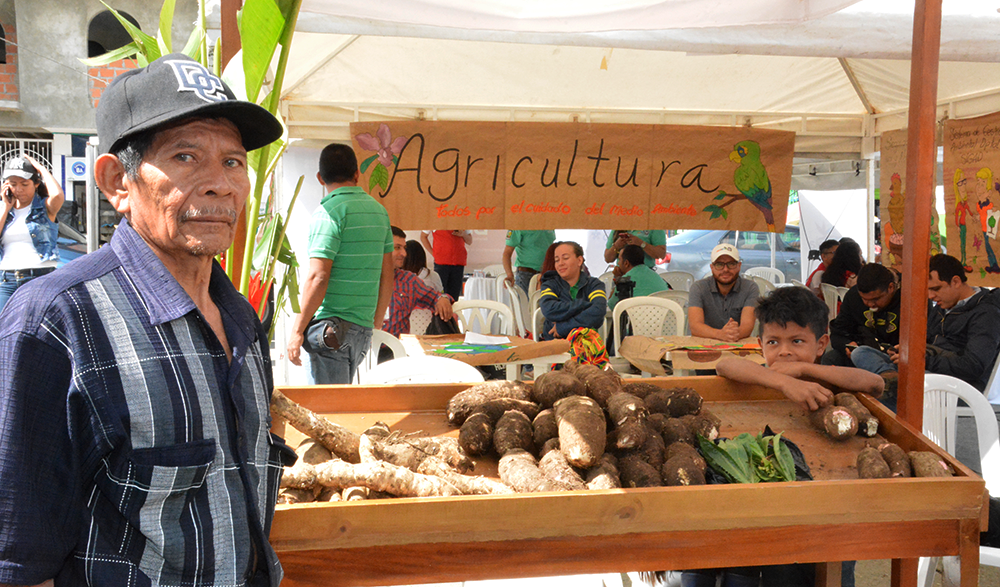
[236,0,1000,168]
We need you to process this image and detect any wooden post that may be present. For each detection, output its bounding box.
[221,0,246,287]
[893,1,942,586]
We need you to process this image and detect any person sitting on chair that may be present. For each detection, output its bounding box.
[538,241,607,340]
[608,244,668,310]
[688,243,760,342]
[382,227,453,338]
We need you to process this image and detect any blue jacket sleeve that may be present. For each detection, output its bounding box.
[556,287,608,338]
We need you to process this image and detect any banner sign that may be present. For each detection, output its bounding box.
[350,121,793,231]
[943,111,1000,285]
[879,128,943,271]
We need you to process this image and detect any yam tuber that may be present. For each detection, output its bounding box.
[554,395,607,468]
[878,442,911,477]
[531,371,586,408]
[606,392,649,450]
[619,455,663,488]
[661,454,707,486]
[493,410,535,456]
[538,448,588,490]
[809,405,858,440]
[621,381,663,400]
[277,487,318,504]
[312,459,461,497]
[835,393,879,437]
[659,417,696,446]
[459,412,495,456]
[645,388,703,417]
[473,398,542,423]
[361,423,474,473]
[680,412,720,442]
[617,424,666,469]
[499,449,568,492]
[909,451,954,478]
[574,364,623,407]
[856,447,891,479]
[271,389,361,462]
[446,380,532,425]
[532,409,559,449]
[585,453,621,490]
[666,441,706,473]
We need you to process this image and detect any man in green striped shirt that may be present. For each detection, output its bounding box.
[287,144,393,383]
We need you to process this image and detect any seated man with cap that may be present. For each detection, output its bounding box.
[687,243,760,342]
[0,54,291,586]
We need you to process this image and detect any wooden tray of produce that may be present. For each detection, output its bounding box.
[270,376,986,587]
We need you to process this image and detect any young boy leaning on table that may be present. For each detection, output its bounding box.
[696,286,883,587]
[717,285,884,412]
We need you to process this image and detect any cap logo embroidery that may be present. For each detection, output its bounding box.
[167,60,228,103]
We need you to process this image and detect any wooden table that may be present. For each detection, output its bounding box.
[270,377,987,587]
[400,333,571,380]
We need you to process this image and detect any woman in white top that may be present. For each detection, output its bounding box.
[404,239,443,291]
[0,154,65,310]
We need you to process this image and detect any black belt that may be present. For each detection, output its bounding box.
[1,267,55,280]
[516,267,539,274]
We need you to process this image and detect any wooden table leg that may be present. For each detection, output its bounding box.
[815,561,841,587]
[958,517,981,587]
[890,558,918,587]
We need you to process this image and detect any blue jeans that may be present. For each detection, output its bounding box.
[0,272,40,312]
[850,346,897,412]
[514,269,534,296]
[435,263,465,301]
[302,318,372,384]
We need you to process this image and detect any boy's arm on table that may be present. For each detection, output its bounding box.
[716,357,834,412]
[769,362,884,398]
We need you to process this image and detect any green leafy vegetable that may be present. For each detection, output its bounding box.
[698,431,797,484]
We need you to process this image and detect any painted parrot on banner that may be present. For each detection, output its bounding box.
[703,140,775,231]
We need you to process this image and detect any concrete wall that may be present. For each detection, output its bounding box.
[0,0,199,133]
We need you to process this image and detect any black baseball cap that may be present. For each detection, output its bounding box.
[96,53,283,154]
[2,156,38,181]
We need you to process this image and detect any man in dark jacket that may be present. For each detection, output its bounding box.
[851,255,1000,409]
[538,241,607,340]
[824,263,901,367]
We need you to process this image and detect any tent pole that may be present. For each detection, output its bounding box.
[892,0,941,582]
[866,158,876,262]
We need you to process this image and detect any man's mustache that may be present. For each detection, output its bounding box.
[180,206,238,224]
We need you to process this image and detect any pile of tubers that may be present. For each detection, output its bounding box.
[855,437,955,479]
[809,392,880,441]
[452,362,721,490]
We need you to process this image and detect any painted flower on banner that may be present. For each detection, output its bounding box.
[355,123,407,193]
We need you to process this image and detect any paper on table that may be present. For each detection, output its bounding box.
[464,332,510,345]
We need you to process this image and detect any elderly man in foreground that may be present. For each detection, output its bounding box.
[0,54,292,586]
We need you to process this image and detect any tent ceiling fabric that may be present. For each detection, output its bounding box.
[298,0,862,32]
[258,1,1000,158]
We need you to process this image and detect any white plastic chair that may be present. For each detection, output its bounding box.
[660,270,695,292]
[409,308,433,335]
[482,263,505,277]
[528,273,541,293]
[820,283,843,318]
[362,355,485,384]
[650,290,690,335]
[597,271,616,295]
[354,329,407,384]
[452,299,515,336]
[745,266,785,284]
[503,281,530,338]
[612,296,685,358]
[917,374,1000,586]
[749,274,775,294]
[791,279,805,288]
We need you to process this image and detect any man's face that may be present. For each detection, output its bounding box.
[820,245,837,267]
[859,282,896,310]
[616,249,631,272]
[760,321,827,366]
[554,244,583,282]
[710,255,740,286]
[927,270,963,309]
[118,118,250,261]
[392,235,407,269]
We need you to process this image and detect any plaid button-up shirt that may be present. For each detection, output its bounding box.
[382,268,450,337]
[0,219,292,586]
